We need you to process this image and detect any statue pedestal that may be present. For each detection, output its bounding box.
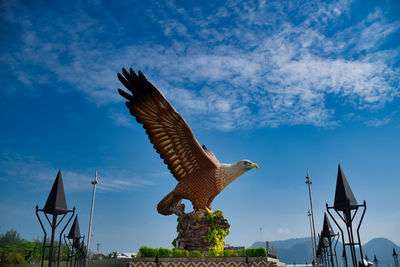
[174,210,230,254]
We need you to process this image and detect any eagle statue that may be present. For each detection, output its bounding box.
[117,68,258,216]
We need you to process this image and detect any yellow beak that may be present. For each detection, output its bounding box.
[250,163,259,169]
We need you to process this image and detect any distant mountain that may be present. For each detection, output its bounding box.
[250,237,399,266]
[251,237,313,264]
[251,238,310,250]
[363,238,400,266]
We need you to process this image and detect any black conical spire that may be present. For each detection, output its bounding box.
[67,215,81,239]
[68,215,82,249]
[333,164,358,211]
[321,213,335,238]
[43,170,68,215]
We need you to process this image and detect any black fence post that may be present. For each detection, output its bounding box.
[326,165,366,267]
[35,170,75,267]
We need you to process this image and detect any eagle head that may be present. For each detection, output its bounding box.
[239,159,259,171]
[220,160,258,188]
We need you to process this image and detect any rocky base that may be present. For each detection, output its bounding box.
[174,209,230,254]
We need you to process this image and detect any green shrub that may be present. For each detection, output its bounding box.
[172,249,190,257]
[235,249,245,257]
[256,247,267,257]
[245,247,267,257]
[183,250,190,257]
[158,248,173,257]
[223,250,237,257]
[137,246,271,258]
[207,249,220,257]
[139,247,204,258]
[190,250,204,257]
[171,249,181,257]
[139,246,158,257]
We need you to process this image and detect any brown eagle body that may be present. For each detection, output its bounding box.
[117,68,258,216]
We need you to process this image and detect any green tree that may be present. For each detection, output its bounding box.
[6,252,25,265]
[0,230,22,244]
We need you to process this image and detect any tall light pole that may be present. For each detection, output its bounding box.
[90,233,94,258]
[308,210,316,265]
[86,171,98,266]
[306,170,318,267]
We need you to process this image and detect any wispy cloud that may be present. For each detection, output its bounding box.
[108,111,132,127]
[336,9,400,54]
[364,118,391,127]
[277,227,290,235]
[1,0,399,130]
[0,152,154,193]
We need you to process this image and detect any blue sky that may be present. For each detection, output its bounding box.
[0,0,399,256]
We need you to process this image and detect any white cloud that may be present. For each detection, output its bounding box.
[108,112,132,127]
[1,0,399,130]
[277,227,290,234]
[364,118,391,127]
[333,8,400,54]
[0,152,154,193]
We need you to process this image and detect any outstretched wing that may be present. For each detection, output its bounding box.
[118,68,218,181]
[202,145,219,163]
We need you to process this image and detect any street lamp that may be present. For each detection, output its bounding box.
[326,165,366,267]
[36,170,75,267]
[393,249,399,267]
[308,210,316,265]
[306,171,318,267]
[86,171,98,266]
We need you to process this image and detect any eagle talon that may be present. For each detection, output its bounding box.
[172,204,185,216]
